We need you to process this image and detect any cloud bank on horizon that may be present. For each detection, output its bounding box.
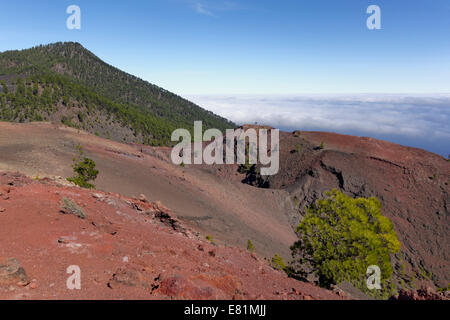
[186,94,450,157]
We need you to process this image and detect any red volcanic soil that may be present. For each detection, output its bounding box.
[0,172,340,300]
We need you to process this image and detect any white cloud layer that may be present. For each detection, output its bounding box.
[186,94,450,157]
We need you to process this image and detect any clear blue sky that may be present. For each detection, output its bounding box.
[1,0,449,94]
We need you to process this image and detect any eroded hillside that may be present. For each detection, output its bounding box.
[0,171,341,300]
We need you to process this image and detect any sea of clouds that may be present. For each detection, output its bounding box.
[186,94,450,157]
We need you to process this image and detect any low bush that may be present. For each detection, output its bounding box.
[67,144,99,189]
[247,240,255,253]
[290,189,401,298]
[271,254,287,271]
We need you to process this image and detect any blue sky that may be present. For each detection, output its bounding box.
[1,0,449,156]
[1,0,449,95]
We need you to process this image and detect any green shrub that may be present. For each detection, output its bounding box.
[61,115,73,127]
[67,144,99,189]
[290,190,401,297]
[419,267,432,280]
[437,284,450,293]
[318,141,325,150]
[409,276,417,289]
[238,163,253,174]
[1,80,7,94]
[271,254,287,271]
[247,240,255,253]
[238,143,253,174]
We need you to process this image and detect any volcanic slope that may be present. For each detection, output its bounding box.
[0,122,298,262]
[1,122,448,291]
[0,171,341,300]
[223,129,449,290]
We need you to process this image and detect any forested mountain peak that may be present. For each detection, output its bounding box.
[0,42,234,145]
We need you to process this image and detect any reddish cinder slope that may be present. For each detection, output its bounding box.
[0,172,340,300]
[0,122,298,261]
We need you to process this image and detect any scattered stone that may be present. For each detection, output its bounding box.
[139,194,148,203]
[0,207,5,213]
[0,258,30,287]
[92,193,103,199]
[144,209,155,217]
[208,250,216,257]
[107,266,154,289]
[130,202,143,212]
[91,220,117,235]
[153,211,186,235]
[336,290,345,297]
[142,266,152,273]
[17,279,30,287]
[60,197,86,219]
[29,279,38,289]
[105,198,116,206]
[57,238,69,244]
